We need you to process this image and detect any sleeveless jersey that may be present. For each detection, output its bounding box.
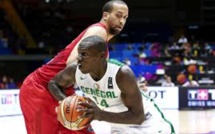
[33,23,108,87]
[75,59,175,133]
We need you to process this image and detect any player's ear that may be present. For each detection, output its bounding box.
[103,12,109,21]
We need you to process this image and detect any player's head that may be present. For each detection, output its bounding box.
[77,35,106,74]
[102,0,129,35]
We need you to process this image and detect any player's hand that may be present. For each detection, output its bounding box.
[55,101,62,121]
[77,97,102,123]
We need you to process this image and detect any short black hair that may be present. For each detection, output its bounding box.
[102,0,127,13]
[80,35,106,52]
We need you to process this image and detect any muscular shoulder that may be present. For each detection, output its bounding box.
[117,65,134,80]
[66,63,78,74]
[84,25,108,40]
[57,62,78,81]
[116,65,137,93]
[51,62,78,88]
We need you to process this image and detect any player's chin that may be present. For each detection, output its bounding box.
[79,68,88,74]
[114,29,121,34]
[110,29,121,35]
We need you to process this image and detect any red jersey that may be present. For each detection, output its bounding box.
[33,23,108,87]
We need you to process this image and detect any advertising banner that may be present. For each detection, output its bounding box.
[0,89,22,116]
[147,87,179,109]
[0,87,179,117]
[179,87,215,109]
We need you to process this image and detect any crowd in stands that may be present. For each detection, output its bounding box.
[110,36,215,87]
[1,2,215,88]
[0,75,18,89]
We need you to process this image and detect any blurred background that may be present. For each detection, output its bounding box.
[1,0,215,87]
[0,0,215,133]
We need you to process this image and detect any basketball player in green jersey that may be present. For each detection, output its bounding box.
[48,35,175,134]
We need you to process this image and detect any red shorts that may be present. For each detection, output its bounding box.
[19,73,95,134]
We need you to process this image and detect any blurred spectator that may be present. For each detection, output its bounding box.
[204,43,213,56]
[7,78,17,89]
[178,34,188,44]
[138,50,147,59]
[183,57,197,66]
[150,43,161,57]
[0,81,5,89]
[192,42,201,57]
[177,73,187,85]
[187,64,197,74]
[123,58,131,66]
[163,44,171,57]
[137,75,146,83]
[181,43,192,57]
[136,49,147,65]
[137,79,148,92]
[157,74,169,84]
[182,79,199,87]
[137,76,148,92]
[0,75,17,89]
[0,75,8,89]
[170,42,180,50]
[198,65,205,74]
[161,76,175,87]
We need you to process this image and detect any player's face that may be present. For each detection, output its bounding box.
[77,45,100,74]
[107,3,129,35]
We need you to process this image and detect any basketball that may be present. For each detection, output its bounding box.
[57,95,90,130]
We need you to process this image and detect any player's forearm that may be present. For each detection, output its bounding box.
[97,110,145,125]
[48,80,67,101]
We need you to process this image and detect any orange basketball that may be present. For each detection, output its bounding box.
[57,95,90,130]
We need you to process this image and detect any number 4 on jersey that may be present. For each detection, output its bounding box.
[92,96,109,107]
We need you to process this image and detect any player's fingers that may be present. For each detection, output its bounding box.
[55,101,62,113]
[79,111,94,118]
[55,107,58,113]
[76,107,88,113]
[78,101,92,108]
[84,97,93,103]
[55,105,61,113]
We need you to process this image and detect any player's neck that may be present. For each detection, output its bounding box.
[90,62,107,81]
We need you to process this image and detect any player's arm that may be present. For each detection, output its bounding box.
[48,63,77,101]
[66,26,108,65]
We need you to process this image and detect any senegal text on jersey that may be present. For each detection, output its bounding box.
[80,86,118,99]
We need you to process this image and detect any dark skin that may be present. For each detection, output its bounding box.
[48,41,145,125]
[48,63,76,101]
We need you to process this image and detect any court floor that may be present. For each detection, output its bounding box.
[0,109,214,134]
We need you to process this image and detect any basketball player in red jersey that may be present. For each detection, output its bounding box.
[19,0,129,134]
